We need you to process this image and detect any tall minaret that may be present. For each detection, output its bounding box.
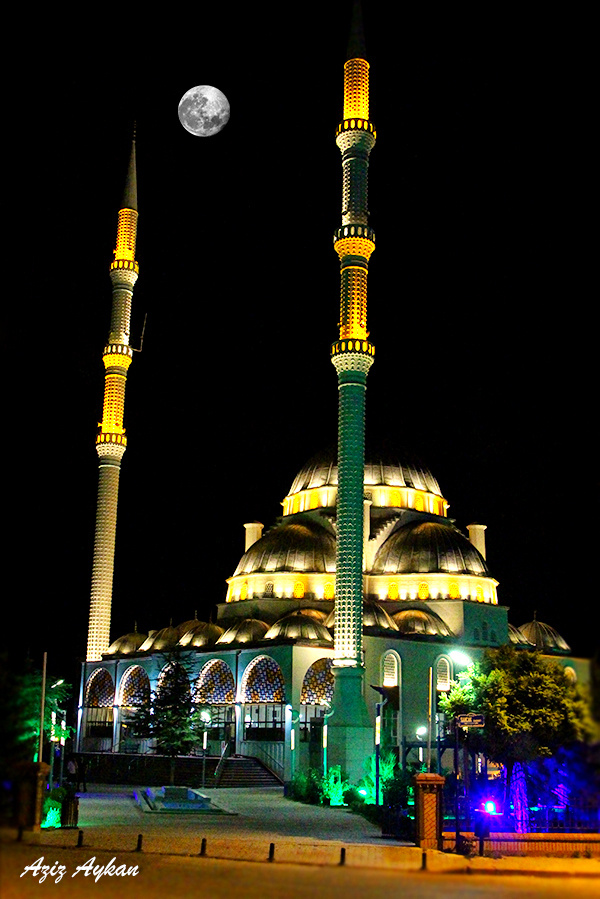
[328,4,376,779]
[86,138,139,662]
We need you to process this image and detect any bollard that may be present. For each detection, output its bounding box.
[268,842,275,862]
[77,830,84,848]
[17,826,23,842]
[339,847,346,866]
[135,834,143,852]
[421,849,427,871]
[199,837,207,857]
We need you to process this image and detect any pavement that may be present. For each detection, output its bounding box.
[2,784,600,878]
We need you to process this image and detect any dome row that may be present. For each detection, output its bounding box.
[235,519,489,577]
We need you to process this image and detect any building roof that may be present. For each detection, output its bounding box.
[216,618,270,645]
[372,520,489,575]
[264,611,333,643]
[234,516,336,576]
[518,619,571,654]
[393,606,454,637]
[287,447,442,499]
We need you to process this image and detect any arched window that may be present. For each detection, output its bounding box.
[194,659,235,704]
[436,657,452,692]
[83,669,114,742]
[381,651,400,687]
[300,658,334,705]
[119,666,150,707]
[84,669,114,707]
[240,655,285,702]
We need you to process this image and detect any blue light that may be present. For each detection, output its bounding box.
[484,800,496,814]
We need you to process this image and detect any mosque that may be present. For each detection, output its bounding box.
[76,9,586,786]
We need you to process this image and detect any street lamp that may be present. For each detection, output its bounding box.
[449,650,473,849]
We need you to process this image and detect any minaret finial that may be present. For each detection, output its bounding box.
[347,0,367,61]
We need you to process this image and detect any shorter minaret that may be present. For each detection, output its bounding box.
[86,139,139,662]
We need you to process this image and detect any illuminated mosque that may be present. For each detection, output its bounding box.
[76,10,585,785]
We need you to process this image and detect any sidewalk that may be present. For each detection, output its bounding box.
[2,784,599,878]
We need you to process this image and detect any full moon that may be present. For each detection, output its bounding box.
[178,86,230,137]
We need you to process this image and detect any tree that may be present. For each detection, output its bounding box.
[0,654,72,771]
[130,654,204,784]
[439,646,593,831]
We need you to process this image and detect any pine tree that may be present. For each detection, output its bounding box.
[130,654,204,784]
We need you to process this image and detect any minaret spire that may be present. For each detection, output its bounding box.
[86,137,139,661]
[328,5,376,779]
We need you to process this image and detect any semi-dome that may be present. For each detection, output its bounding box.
[138,625,180,652]
[106,629,148,655]
[508,623,535,647]
[216,618,270,645]
[324,599,399,631]
[265,611,333,642]
[518,619,571,653]
[288,446,442,498]
[393,606,453,637]
[234,517,336,576]
[372,521,489,575]
[179,621,225,647]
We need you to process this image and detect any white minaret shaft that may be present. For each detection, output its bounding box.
[86,139,139,662]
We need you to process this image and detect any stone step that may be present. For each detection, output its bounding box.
[217,756,281,788]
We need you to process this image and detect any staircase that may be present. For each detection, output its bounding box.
[216,756,282,788]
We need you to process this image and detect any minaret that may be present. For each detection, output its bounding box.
[328,4,376,779]
[86,138,139,662]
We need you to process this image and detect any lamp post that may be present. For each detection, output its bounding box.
[322,705,335,778]
[374,702,381,806]
[37,652,47,765]
[449,651,473,849]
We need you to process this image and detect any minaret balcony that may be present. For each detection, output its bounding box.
[331,339,375,359]
[110,259,139,274]
[336,118,376,138]
[96,431,127,447]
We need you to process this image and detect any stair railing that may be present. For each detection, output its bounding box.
[214,740,232,787]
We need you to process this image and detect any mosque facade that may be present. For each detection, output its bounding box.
[76,12,586,785]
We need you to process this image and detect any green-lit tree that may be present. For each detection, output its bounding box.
[130,655,204,784]
[0,654,72,772]
[439,646,593,831]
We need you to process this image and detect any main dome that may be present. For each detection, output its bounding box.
[287,446,442,497]
[372,520,489,575]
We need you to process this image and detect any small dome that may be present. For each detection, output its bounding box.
[265,611,333,642]
[175,617,203,638]
[234,516,336,576]
[372,520,489,575]
[216,618,270,645]
[138,625,180,652]
[508,623,535,647]
[324,600,398,631]
[106,630,148,655]
[518,619,571,654]
[393,606,453,637]
[288,446,442,498]
[179,621,225,647]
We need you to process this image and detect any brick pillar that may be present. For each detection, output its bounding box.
[413,772,445,850]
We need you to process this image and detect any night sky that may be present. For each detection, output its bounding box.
[5,3,596,686]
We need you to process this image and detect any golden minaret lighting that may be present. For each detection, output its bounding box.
[86,138,139,662]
